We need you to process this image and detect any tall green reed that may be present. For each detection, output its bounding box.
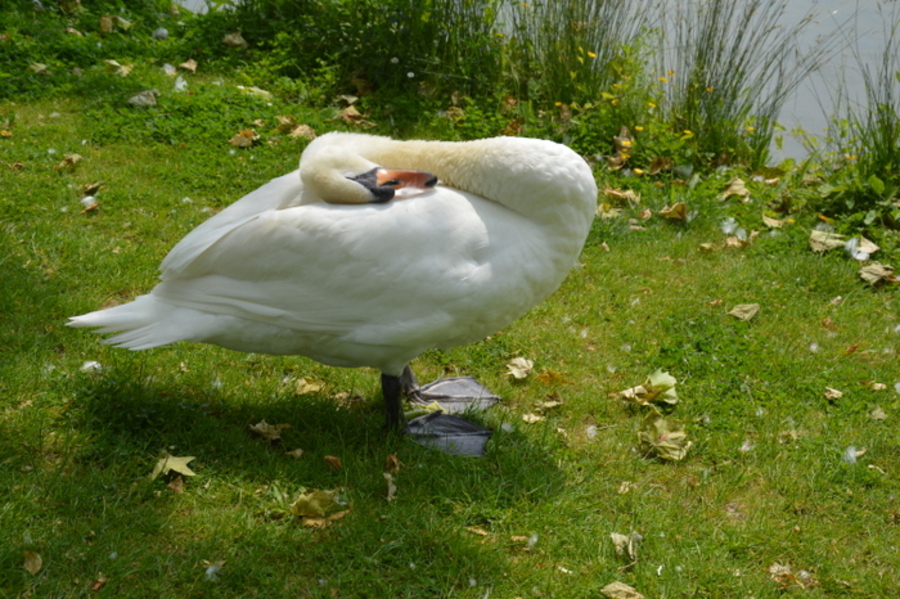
[656,0,837,168]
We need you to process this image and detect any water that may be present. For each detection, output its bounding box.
[776,0,893,161]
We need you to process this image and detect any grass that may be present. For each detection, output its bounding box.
[2,88,899,598]
[2,1,900,597]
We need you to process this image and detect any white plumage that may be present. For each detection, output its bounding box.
[69,132,597,425]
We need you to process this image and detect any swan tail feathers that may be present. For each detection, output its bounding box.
[67,295,195,350]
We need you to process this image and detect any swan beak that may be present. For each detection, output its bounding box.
[376,168,438,199]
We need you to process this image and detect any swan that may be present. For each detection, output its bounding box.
[69,132,598,428]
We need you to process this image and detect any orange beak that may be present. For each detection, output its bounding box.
[376,168,438,198]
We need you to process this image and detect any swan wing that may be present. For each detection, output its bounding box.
[152,188,540,351]
[161,171,303,276]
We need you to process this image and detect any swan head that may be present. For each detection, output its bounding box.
[300,145,437,204]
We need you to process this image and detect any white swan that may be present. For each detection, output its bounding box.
[69,132,597,427]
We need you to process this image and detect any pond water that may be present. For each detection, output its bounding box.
[177,0,894,161]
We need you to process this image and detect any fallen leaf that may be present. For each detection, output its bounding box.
[128,89,159,107]
[291,489,342,517]
[80,196,100,213]
[54,153,82,172]
[762,214,783,228]
[860,262,899,285]
[659,202,687,220]
[466,526,490,537]
[150,451,196,481]
[699,242,718,251]
[91,575,108,591]
[288,124,317,139]
[522,413,544,424]
[384,472,397,501]
[248,420,291,441]
[618,481,635,494]
[607,126,634,170]
[102,59,132,77]
[536,398,563,412]
[166,476,185,494]
[28,62,50,75]
[100,15,114,32]
[602,186,640,206]
[506,357,534,379]
[236,85,272,100]
[858,236,880,255]
[638,208,653,220]
[610,531,642,562]
[537,370,570,385]
[619,369,678,406]
[637,410,692,461]
[824,387,843,400]
[223,32,248,49]
[384,453,401,473]
[768,561,819,590]
[229,129,259,148]
[324,455,342,470]
[23,551,42,575]
[294,376,325,394]
[721,177,750,201]
[868,406,887,421]
[82,181,104,195]
[601,581,645,599]
[284,448,304,459]
[178,59,198,74]
[595,203,622,219]
[809,229,847,252]
[728,303,760,321]
[275,115,297,133]
[112,16,133,30]
[648,156,673,175]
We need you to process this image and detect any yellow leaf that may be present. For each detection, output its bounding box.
[223,32,248,49]
[248,420,291,442]
[601,581,645,599]
[150,451,196,481]
[762,214,783,228]
[294,376,325,394]
[619,369,678,406]
[178,59,198,74]
[659,202,687,220]
[54,153,82,172]
[809,230,846,252]
[727,303,760,321]
[103,59,133,77]
[291,489,345,518]
[23,551,42,575]
[721,177,750,201]
[637,410,692,461]
[324,455,342,470]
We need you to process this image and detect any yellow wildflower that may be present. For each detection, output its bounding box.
[587,51,597,58]
[658,77,668,83]
[647,102,656,108]
[634,126,644,131]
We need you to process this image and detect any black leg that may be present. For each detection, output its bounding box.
[381,372,404,429]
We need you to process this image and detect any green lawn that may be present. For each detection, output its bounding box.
[2,93,899,598]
